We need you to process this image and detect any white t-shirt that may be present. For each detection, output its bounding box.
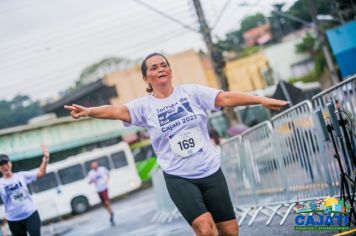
[0,171,37,221]
[125,84,222,178]
[87,167,109,192]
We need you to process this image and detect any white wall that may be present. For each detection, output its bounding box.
[264,37,311,81]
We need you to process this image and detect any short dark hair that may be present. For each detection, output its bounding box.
[140,52,170,77]
[140,52,170,93]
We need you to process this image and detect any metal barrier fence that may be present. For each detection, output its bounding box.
[220,101,338,226]
[151,76,356,225]
[150,168,181,223]
[220,135,259,208]
[221,121,284,206]
[311,75,356,183]
[312,75,356,119]
[271,100,337,199]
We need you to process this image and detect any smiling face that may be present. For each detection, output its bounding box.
[143,55,173,91]
[0,160,12,177]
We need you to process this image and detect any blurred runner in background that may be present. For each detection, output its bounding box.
[88,161,115,226]
[0,145,49,236]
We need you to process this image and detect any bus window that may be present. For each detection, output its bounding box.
[29,172,58,193]
[58,164,85,185]
[111,151,128,169]
[84,156,111,173]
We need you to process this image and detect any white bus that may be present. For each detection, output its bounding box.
[1,142,142,221]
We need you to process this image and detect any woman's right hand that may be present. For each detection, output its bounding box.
[260,97,289,111]
[64,104,91,119]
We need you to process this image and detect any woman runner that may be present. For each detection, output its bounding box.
[64,52,288,236]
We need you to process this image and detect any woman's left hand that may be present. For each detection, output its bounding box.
[260,97,289,111]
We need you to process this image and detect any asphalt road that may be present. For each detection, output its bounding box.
[41,187,353,236]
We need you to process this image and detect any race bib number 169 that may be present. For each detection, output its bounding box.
[169,127,203,158]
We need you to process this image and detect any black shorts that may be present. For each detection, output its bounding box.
[164,168,236,225]
[8,210,41,236]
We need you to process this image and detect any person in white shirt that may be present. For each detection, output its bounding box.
[87,161,114,226]
[65,52,288,236]
[0,145,49,236]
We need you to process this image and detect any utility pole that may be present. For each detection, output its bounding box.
[192,0,237,125]
[305,0,339,84]
[191,0,229,91]
[272,3,286,41]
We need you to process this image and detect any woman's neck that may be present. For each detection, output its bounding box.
[152,85,174,98]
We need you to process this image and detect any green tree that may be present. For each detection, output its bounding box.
[240,13,266,33]
[0,95,43,129]
[291,33,326,83]
[287,0,332,29]
[295,33,320,57]
[216,31,242,53]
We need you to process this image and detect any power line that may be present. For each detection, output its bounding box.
[1,27,191,96]
[210,1,248,36]
[207,0,219,20]
[132,0,199,33]
[0,2,197,74]
[0,1,189,52]
[0,62,85,90]
[223,0,262,34]
[0,0,210,99]
[0,2,191,55]
[0,71,78,100]
[211,0,233,29]
[0,2,204,73]
[0,4,194,70]
[0,16,195,72]
[2,21,195,74]
[0,13,188,57]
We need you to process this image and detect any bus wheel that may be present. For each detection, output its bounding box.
[71,196,89,214]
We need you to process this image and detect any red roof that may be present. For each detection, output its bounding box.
[243,24,271,39]
[243,24,272,46]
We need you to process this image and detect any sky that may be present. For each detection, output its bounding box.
[0,0,297,102]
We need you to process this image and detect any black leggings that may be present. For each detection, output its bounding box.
[164,168,236,225]
[8,211,41,236]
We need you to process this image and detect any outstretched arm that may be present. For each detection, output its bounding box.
[64,104,131,123]
[215,91,288,111]
[37,144,50,178]
[88,177,95,184]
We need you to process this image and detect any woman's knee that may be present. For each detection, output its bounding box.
[192,213,218,236]
[216,220,238,236]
